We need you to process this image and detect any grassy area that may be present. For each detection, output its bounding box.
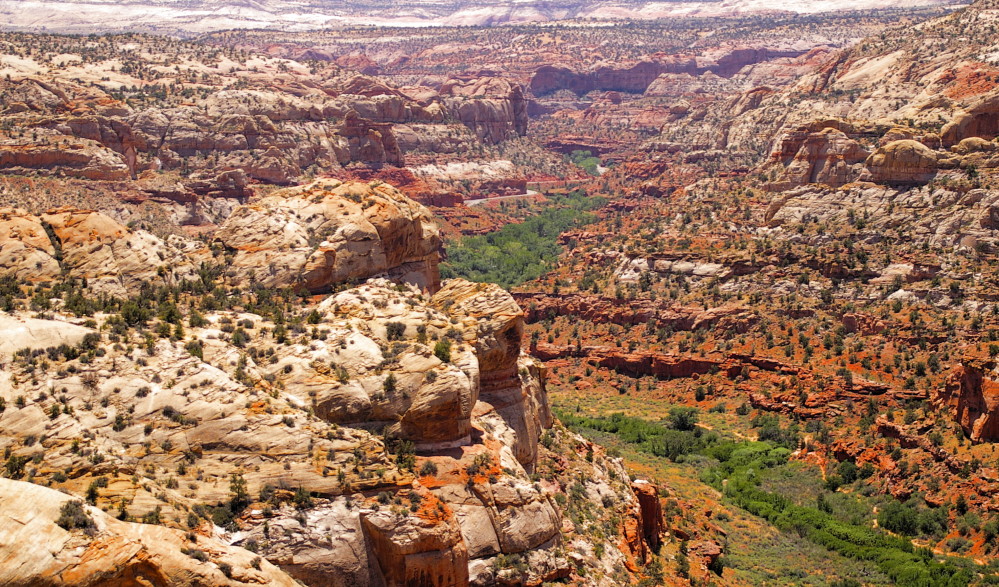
[441,189,605,288]
[559,409,987,586]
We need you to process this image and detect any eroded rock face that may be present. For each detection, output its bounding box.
[0,478,298,587]
[864,139,939,185]
[361,501,470,587]
[769,126,869,189]
[0,140,131,181]
[515,292,758,334]
[941,91,999,147]
[935,360,999,442]
[216,179,441,293]
[432,280,523,385]
[432,280,554,468]
[0,206,197,295]
[440,77,527,143]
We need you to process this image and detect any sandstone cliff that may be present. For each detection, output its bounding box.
[216,178,441,293]
[0,477,299,587]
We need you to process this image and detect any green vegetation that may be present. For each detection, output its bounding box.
[56,500,96,534]
[561,410,984,586]
[442,189,606,288]
[569,150,602,176]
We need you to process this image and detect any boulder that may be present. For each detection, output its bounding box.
[864,139,938,185]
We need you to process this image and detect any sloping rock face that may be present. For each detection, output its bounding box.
[0,208,62,282]
[764,182,999,250]
[0,206,198,295]
[440,77,528,143]
[935,360,999,442]
[41,207,199,295]
[0,478,299,587]
[515,291,757,334]
[216,178,441,293]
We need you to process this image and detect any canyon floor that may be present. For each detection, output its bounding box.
[3,1,999,585]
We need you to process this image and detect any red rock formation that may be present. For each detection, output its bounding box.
[515,292,757,333]
[934,359,999,442]
[632,480,664,552]
[533,344,738,380]
[768,126,869,189]
[530,59,697,96]
[530,48,807,96]
[876,418,967,473]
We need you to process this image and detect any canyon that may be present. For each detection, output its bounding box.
[3,0,999,585]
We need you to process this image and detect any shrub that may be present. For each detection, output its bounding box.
[878,501,918,536]
[433,339,452,363]
[56,500,96,534]
[385,322,406,341]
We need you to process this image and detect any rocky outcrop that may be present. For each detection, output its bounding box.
[0,478,298,587]
[769,126,869,189]
[337,111,404,167]
[765,183,999,250]
[533,343,738,380]
[0,140,131,181]
[0,208,63,283]
[432,280,552,467]
[0,206,198,295]
[516,292,757,334]
[294,280,481,445]
[216,179,441,293]
[440,77,527,143]
[41,207,199,295]
[530,60,697,96]
[864,139,939,185]
[632,479,665,553]
[361,502,469,587]
[935,359,999,442]
[530,48,807,96]
[941,91,999,147]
